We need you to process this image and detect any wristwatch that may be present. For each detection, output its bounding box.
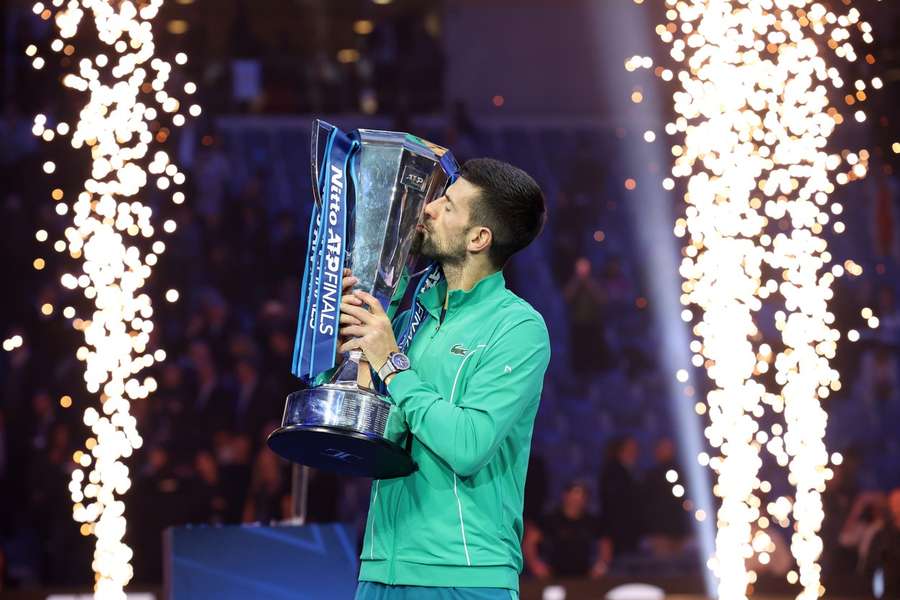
[378,351,411,381]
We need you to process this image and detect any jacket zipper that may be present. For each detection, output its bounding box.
[431,302,448,338]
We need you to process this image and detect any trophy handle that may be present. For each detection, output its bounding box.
[310,119,336,209]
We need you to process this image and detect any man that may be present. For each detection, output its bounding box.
[338,158,550,599]
[522,481,612,580]
[866,488,900,599]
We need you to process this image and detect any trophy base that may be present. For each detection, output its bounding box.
[267,386,416,479]
[267,424,414,479]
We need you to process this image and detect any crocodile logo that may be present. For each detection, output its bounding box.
[450,344,469,357]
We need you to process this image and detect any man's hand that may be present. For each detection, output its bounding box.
[531,560,552,580]
[341,268,359,296]
[589,559,609,579]
[335,269,359,360]
[338,290,399,373]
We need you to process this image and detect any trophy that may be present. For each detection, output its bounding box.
[267,120,456,479]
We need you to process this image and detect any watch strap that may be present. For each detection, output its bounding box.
[378,352,408,381]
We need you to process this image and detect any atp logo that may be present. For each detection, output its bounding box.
[323,448,362,463]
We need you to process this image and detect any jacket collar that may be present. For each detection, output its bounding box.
[419,269,506,319]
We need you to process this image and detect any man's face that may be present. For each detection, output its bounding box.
[414,177,481,266]
[620,439,639,467]
[889,489,900,524]
[562,485,587,517]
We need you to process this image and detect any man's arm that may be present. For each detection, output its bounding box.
[590,537,613,579]
[522,521,551,579]
[385,317,550,477]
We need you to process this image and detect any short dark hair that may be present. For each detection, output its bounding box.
[460,158,546,268]
[563,480,590,496]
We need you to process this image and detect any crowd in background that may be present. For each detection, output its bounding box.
[2,1,900,596]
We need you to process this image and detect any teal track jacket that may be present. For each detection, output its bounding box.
[359,270,551,591]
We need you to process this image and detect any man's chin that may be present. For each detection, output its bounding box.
[410,231,425,256]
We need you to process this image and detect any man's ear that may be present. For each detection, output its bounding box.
[468,226,492,254]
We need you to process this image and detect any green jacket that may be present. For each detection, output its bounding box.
[359,269,551,591]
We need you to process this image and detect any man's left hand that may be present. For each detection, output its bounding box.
[338,290,399,373]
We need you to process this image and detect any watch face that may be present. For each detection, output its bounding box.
[390,353,410,370]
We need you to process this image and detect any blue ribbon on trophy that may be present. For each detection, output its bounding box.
[291,128,359,381]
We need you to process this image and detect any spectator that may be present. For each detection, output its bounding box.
[214,431,253,523]
[130,447,188,583]
[243,449,289,524]
[866,488,900,598]
[192,131,231,224]
[523,481,611,579]
[841,491,888,574]
[232,355,275,441]
[27,422,73,583]
[155,363,190,463]
[550,191,592,286]
[643,437,691,557]
[26,390,57,454]
[186,339,234,447]
[600,256,634,308]
[187,450,228,524]
[822,453,864,583]
[599,436,643,555]
[563,257,613,373]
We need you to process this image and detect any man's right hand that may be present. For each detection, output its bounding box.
[341,268,358,294]
[337,268,358,356]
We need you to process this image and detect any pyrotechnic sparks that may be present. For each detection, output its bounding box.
[633,1,879,598]
[29,0,195,597]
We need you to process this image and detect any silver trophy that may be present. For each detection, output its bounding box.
[267,121,453,479]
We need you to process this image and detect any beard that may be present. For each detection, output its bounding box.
[413,226,466,266]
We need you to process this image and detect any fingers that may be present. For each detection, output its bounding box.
[339,313,362,326]
[341,303,374,323]
[341,293,363,306]
[341,269,358,293]
[339,325,366,338]
[353,290,385,315]
[338,338,360,354]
